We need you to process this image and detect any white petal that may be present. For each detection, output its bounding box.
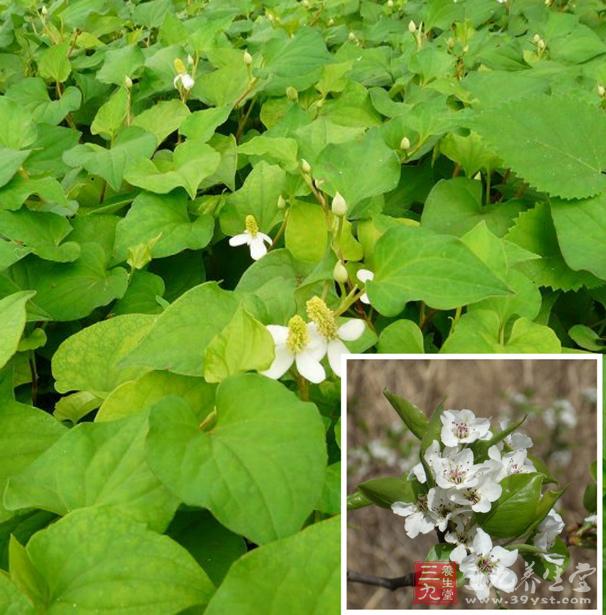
[337,318,365,341]
[306,323,328,359]
[492,546,518,568]
[258,232,273,245]
[490,566,517,593]
[391,501,416,517]
[472,528,492,555]
[173,74,181,88]
[327,338,349,376]
[472,498,492,513]
[405,511,434,538]
[295,350,326,383]
[260,344,293,380]
[356,268,374,283]
[181,73,195,90]
[440,425,459,447]
[359,292,370,305]
[229,233,250,247]
[266,325,289,345]
[411,462,426,483]
[249,237,268,260]
[450,544,468,564]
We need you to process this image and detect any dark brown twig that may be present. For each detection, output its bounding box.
[347,570,415,590]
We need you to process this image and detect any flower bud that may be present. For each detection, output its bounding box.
[41,5,48,16]
[243,50,253,65]
[328,17,334,25]
[333,261,348,284]
[124,75,133,89]
[348,31,357,42]
[400,136,411,150]
[187,54,194,66]
[532,33,541,44]
[174,58,186,74]
[387,0,394,7]
[598,84,605,97]
[331,191,347,217]
[537,39,546,51]
[286,86,298,101]
[277,194,286,209]
[408,20,416,33]
[300,159,312,174]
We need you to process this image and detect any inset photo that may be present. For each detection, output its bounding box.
[343,355,602,613]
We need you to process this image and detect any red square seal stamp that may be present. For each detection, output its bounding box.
[413,561,458,606]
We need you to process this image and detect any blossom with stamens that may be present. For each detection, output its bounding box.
[305,296,364,377]
[445,515,476,564]
[449,467,502,513]
[261,315,326,383]
[428,487,460,531]
[391,495,436,538]
[430,446,482,491]
[460,529,518,600]
[487,445,535,481]
[440,409,491,447]
[229,214,272,261]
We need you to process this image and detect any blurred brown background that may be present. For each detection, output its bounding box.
[346,358,598,610]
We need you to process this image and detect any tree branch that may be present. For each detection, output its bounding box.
[347,570,415,590]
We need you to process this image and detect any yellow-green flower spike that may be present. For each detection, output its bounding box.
[286,315,309,353]
[173,58,186,74]
[306,296,337,339]
[245,214,259,236]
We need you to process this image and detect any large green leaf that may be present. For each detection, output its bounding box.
[124,140,221,199]
[132,99,191,144]
[422,178,524,237]
[368,226,510,316]
[473,96,606,199]
[0,292,35,370]
[4,413,179,532]
[506,203,603,291]
[0,401,67,523]
[441,310,561,353]
[97,371,216,423]
[0,573,33,614]
[21,508,214,612]
[204,516,339,615]
[0,210,79,263]
[203,306,275,383]
[313,129,401,207]
[8,243,129,321]
[477,473,544,538]
[119,282,241,376]
[52,314,156,396]
[550,194,606,281]
[0,149,30,189]
[63,126,157,191]
[113,191,214,262]
[145,374,327,544]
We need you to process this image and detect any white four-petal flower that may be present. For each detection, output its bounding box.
[306,297,364,376]
[229,214,272,261]
[261,315,326,383]
[173,72,195,90]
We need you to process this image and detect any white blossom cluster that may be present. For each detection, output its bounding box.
[391,409,565,600]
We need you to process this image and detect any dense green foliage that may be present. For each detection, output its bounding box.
[0,0,605,612]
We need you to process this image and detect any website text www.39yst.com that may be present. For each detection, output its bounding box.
[463,595,592,607]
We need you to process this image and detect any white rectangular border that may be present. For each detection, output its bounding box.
[341,353,603,615]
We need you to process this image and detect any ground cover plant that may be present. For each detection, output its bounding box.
[0,0,605,612]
